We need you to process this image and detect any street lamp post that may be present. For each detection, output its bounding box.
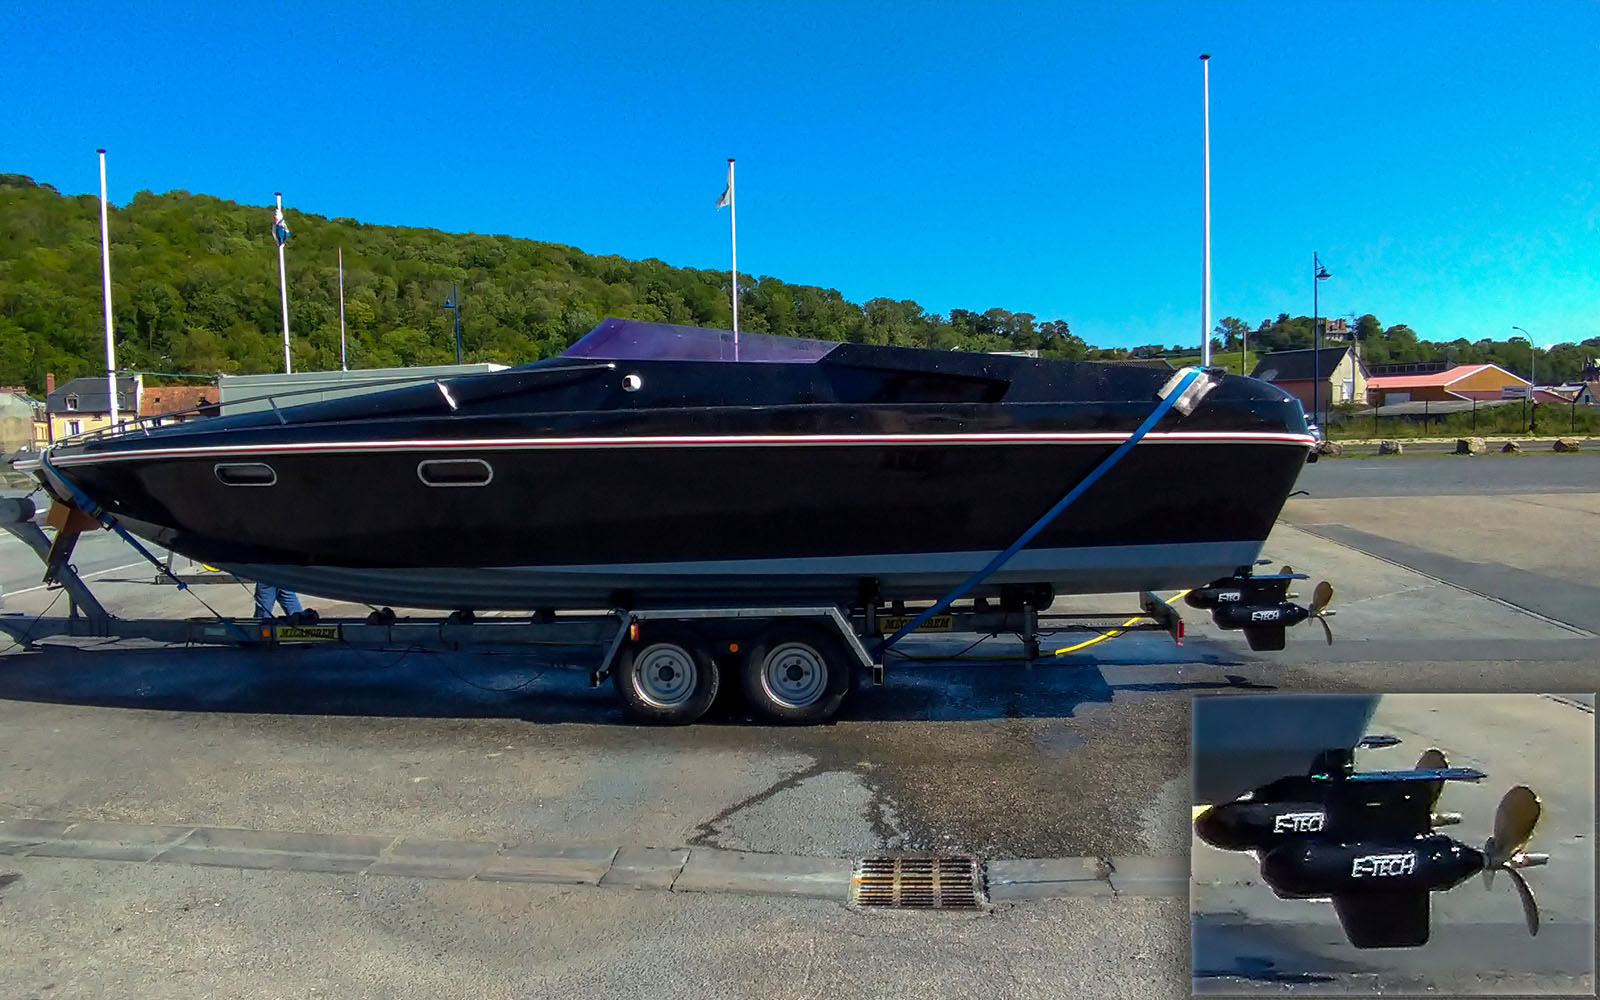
[443,283,462,364]
[1311,253,1331,428]
[1511,326,1535,432]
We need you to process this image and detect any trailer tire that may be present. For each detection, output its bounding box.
[741,623,851,725]
[613,628,719,725]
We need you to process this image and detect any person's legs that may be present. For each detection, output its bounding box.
[253,583,276,618]
[277,590,304,615]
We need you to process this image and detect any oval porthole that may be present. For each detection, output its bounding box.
[417,458,494,487]
[214,462,277,487]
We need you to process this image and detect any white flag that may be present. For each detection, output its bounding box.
[715,161,733,209]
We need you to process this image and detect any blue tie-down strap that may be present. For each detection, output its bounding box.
[874,367,1209,656]
[38,450,174,582]
[37,450,253,642]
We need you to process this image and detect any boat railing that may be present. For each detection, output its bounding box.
[57,360,617,448]
[61,372,484,447]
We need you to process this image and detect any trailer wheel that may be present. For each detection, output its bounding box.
[613,628,719,725]
[741,623,851,725]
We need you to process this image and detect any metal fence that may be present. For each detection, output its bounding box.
[1331,398,1600,439]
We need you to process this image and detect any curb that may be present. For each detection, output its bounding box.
[0,816,1185,903]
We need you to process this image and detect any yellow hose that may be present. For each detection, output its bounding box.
[1051,589,1190,656]
[882,587,1194,662]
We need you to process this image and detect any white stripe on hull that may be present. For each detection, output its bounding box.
[47,431,1316,467]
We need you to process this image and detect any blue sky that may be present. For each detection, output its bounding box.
[5,1,1597,350]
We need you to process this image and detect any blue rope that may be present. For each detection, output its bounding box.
[875,368,1204,656]
[37,450,254,643]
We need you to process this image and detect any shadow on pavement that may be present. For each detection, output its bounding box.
[0,637,1268,726]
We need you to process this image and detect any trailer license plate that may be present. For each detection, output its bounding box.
[275,625,341,642]
[878,615,954,633]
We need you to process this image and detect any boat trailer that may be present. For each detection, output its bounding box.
[1,496,1332,725]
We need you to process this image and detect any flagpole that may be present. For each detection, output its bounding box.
[1200,54,1212,369]
[97,149,119,429]
[728,158,739,355]
[276,192,291,374]
[338,247,347,371]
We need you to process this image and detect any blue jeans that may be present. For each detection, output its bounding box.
[254,584,304,618]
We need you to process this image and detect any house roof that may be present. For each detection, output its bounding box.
[1371,398,1519,417]
[1366,363,1526,390]
[46,376,139,415]
[140,384,218,417]
[1250,347,1363,383]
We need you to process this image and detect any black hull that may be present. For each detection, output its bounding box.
[45,436,1306,609]
[35,324,1314,610]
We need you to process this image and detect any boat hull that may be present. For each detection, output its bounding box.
[212,540,1266,610]
[33,326,1317,611]
[45,433,1307,609]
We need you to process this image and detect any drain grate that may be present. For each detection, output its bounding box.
[851,855,987,910]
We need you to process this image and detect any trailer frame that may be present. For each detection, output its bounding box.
[2,495,1194,724]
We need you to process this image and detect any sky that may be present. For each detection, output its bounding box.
[4,1,1597,351]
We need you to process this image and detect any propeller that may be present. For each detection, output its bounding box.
[1481,785,1549,937]
[1415,748,1463,825]
[1307,581,1336,644]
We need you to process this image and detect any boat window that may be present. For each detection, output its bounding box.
[417,458,494,487]
[214,462,277,487]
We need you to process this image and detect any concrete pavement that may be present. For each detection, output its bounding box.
[1,456,1597,997]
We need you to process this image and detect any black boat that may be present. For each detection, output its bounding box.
[26,319,1315,611]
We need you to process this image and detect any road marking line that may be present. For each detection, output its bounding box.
[3,560,151,599]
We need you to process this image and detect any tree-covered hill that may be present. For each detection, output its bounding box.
[1213,314,1598,384]
[0,173,1092,394]
[1,171,1594,395]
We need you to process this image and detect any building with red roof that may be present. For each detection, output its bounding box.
[1362,363,1568,406]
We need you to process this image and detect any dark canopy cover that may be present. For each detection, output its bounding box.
[563,318,840,364]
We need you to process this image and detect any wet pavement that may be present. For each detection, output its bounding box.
[1,458,1597,997]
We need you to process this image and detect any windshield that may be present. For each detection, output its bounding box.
[561,317,841,363]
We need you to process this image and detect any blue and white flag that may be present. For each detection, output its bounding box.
[715,160,733,210]
[273,205,290,247]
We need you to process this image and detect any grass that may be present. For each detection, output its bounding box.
[1328,405,1600,441]
[1168,350,1260,376]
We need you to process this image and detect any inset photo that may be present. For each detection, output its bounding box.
[1191,693,1595,996]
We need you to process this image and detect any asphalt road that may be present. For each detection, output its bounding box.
[1283,475,1600,634]
[0,457,1596,998]
[1298,452,1599,497]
